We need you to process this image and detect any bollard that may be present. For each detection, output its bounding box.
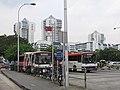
[84,67,87,89]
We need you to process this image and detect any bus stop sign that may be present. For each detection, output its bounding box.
[56,50,63,61]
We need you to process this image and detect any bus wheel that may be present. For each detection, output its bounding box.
[73,65,77,72]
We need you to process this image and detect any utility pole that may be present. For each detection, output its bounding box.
[52,25,54,82]
[63,0,69,87]
[51,18,56,82]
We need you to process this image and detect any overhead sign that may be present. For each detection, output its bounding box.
[56,50,63,61]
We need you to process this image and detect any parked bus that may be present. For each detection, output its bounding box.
[19,51,52,73]
[19,51,63,84]
[68,52,97,72]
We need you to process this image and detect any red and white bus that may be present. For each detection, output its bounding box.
[19,51,52,73]
[68,52,97,72]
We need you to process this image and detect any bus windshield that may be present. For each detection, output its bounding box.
[35,55,51,64]
[82,54,96,64]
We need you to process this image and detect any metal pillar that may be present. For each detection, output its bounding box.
[63,0,69,87]
[52,25,54,81]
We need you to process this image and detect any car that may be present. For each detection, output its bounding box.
[0,60,10,69]
[107,61,120,69]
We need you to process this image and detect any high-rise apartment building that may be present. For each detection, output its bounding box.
[14,18,35,44]
[88,31,105,51]
[42,15,62,42]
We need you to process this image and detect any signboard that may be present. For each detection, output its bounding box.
[53,42,61,45]
[56,50,63,61]
[45,26,52,31]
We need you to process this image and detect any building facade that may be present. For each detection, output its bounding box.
[68,42,77,52]
[74,42,93,52]
[88,31,105,51]
[34,40,52,51]
[42,15,62,42]
[14,18,35,44]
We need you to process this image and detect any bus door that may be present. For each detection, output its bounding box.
[77,55,82,71]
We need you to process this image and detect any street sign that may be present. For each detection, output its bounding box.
[56,50,63,61]
[53,42,61,45]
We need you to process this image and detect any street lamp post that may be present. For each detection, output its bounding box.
[114,27,120,30]
[17,3,36,72]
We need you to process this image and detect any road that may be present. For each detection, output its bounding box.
[69,69,120,90]
[2,68,120,90]
[1,70,85,90]
[0,70,21,90]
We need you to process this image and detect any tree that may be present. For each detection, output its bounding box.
[0,35,28,53]
[96,48,120,62]
[0,34,36,61]
[4,43,36,61]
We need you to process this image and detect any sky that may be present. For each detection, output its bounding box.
[1,0,120,44]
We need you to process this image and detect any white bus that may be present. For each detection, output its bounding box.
[68,52,97,72]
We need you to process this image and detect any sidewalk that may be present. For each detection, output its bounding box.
[0,71,21,90]
[1,70,85,90]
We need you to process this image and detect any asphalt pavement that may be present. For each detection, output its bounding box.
[1,69,85,90]
[69,69,120,90]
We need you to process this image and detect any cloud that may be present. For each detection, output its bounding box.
[0,0,120,44]
[67,0,120,43]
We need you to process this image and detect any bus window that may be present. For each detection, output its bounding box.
[82,55,96,64]
[68,55,81,62]
[69,56,74,61]
[35,55,39,64]
[69,56,76,61]
[35,55,51,64]
[45,56,51,63]
[78,56,81,62]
